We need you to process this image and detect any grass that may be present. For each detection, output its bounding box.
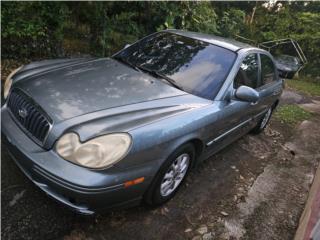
[274,104,312,125]
[286,79,320,97]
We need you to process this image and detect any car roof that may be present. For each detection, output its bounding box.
[163,29,253,52]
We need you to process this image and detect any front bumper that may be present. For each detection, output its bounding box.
[1,107,154,214]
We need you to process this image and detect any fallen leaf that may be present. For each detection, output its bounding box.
[220,211,229,216]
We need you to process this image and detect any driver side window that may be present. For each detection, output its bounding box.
[234,53,259,89]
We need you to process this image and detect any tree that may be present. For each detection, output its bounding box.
[1,1,319,76]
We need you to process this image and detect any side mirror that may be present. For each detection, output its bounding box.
[124,44,131,49]
[235,86,259,103]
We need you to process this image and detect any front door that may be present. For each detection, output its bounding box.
[205,53,262,156]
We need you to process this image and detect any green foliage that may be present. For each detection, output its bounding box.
[286,79,320,96]
[102,12,143,56]
[155,2,218,34]
[218,8,246,37]
[1,1,320,78]
[249,2,320,77]
[183,2,218,34]
[1,2,69,58]
[274,104,312,125]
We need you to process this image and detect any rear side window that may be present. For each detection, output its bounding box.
[260,54,276,85]
[234,53,259,89]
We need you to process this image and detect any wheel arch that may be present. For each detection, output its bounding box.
[143,137,205,205]
[272,99,280,110]
[172,137,205,168]
[186,138,204,159]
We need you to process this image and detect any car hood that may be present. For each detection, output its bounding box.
[44,94,212,148]
[12,58,186,123]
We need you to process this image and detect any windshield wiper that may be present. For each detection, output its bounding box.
[137,65,184,91]
[112,55,142,73]
[113,56,184,91]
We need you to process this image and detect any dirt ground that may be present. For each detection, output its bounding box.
[1,88,320,240]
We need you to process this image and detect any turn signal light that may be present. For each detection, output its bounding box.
[124,177,145,188]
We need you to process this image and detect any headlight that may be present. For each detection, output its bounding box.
[4,66,22,99]
[55,132,132,169]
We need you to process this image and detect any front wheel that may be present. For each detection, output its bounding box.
[251,107,273,134]
[144,143,195,206]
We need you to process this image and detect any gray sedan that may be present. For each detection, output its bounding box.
[1,30,283,214]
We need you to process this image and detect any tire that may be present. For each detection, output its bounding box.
[251,107,273,134]
[144,143,195,207]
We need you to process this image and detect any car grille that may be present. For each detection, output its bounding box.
[7,89,51,144]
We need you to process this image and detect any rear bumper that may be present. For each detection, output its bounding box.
[1,106,154,214]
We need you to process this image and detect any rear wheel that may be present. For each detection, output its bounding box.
[144,143,195,206]
[251,107,273,134]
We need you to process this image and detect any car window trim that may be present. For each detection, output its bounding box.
[206,117,252,146]
[259,53,278,86]
[218,48,278,102]
[232,52,260,90]
[257,53,262,88]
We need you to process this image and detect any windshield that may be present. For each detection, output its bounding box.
[114,32,237,99]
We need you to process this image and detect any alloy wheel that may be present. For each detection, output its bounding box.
[160,153,190,197]
[261,108,272,129]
